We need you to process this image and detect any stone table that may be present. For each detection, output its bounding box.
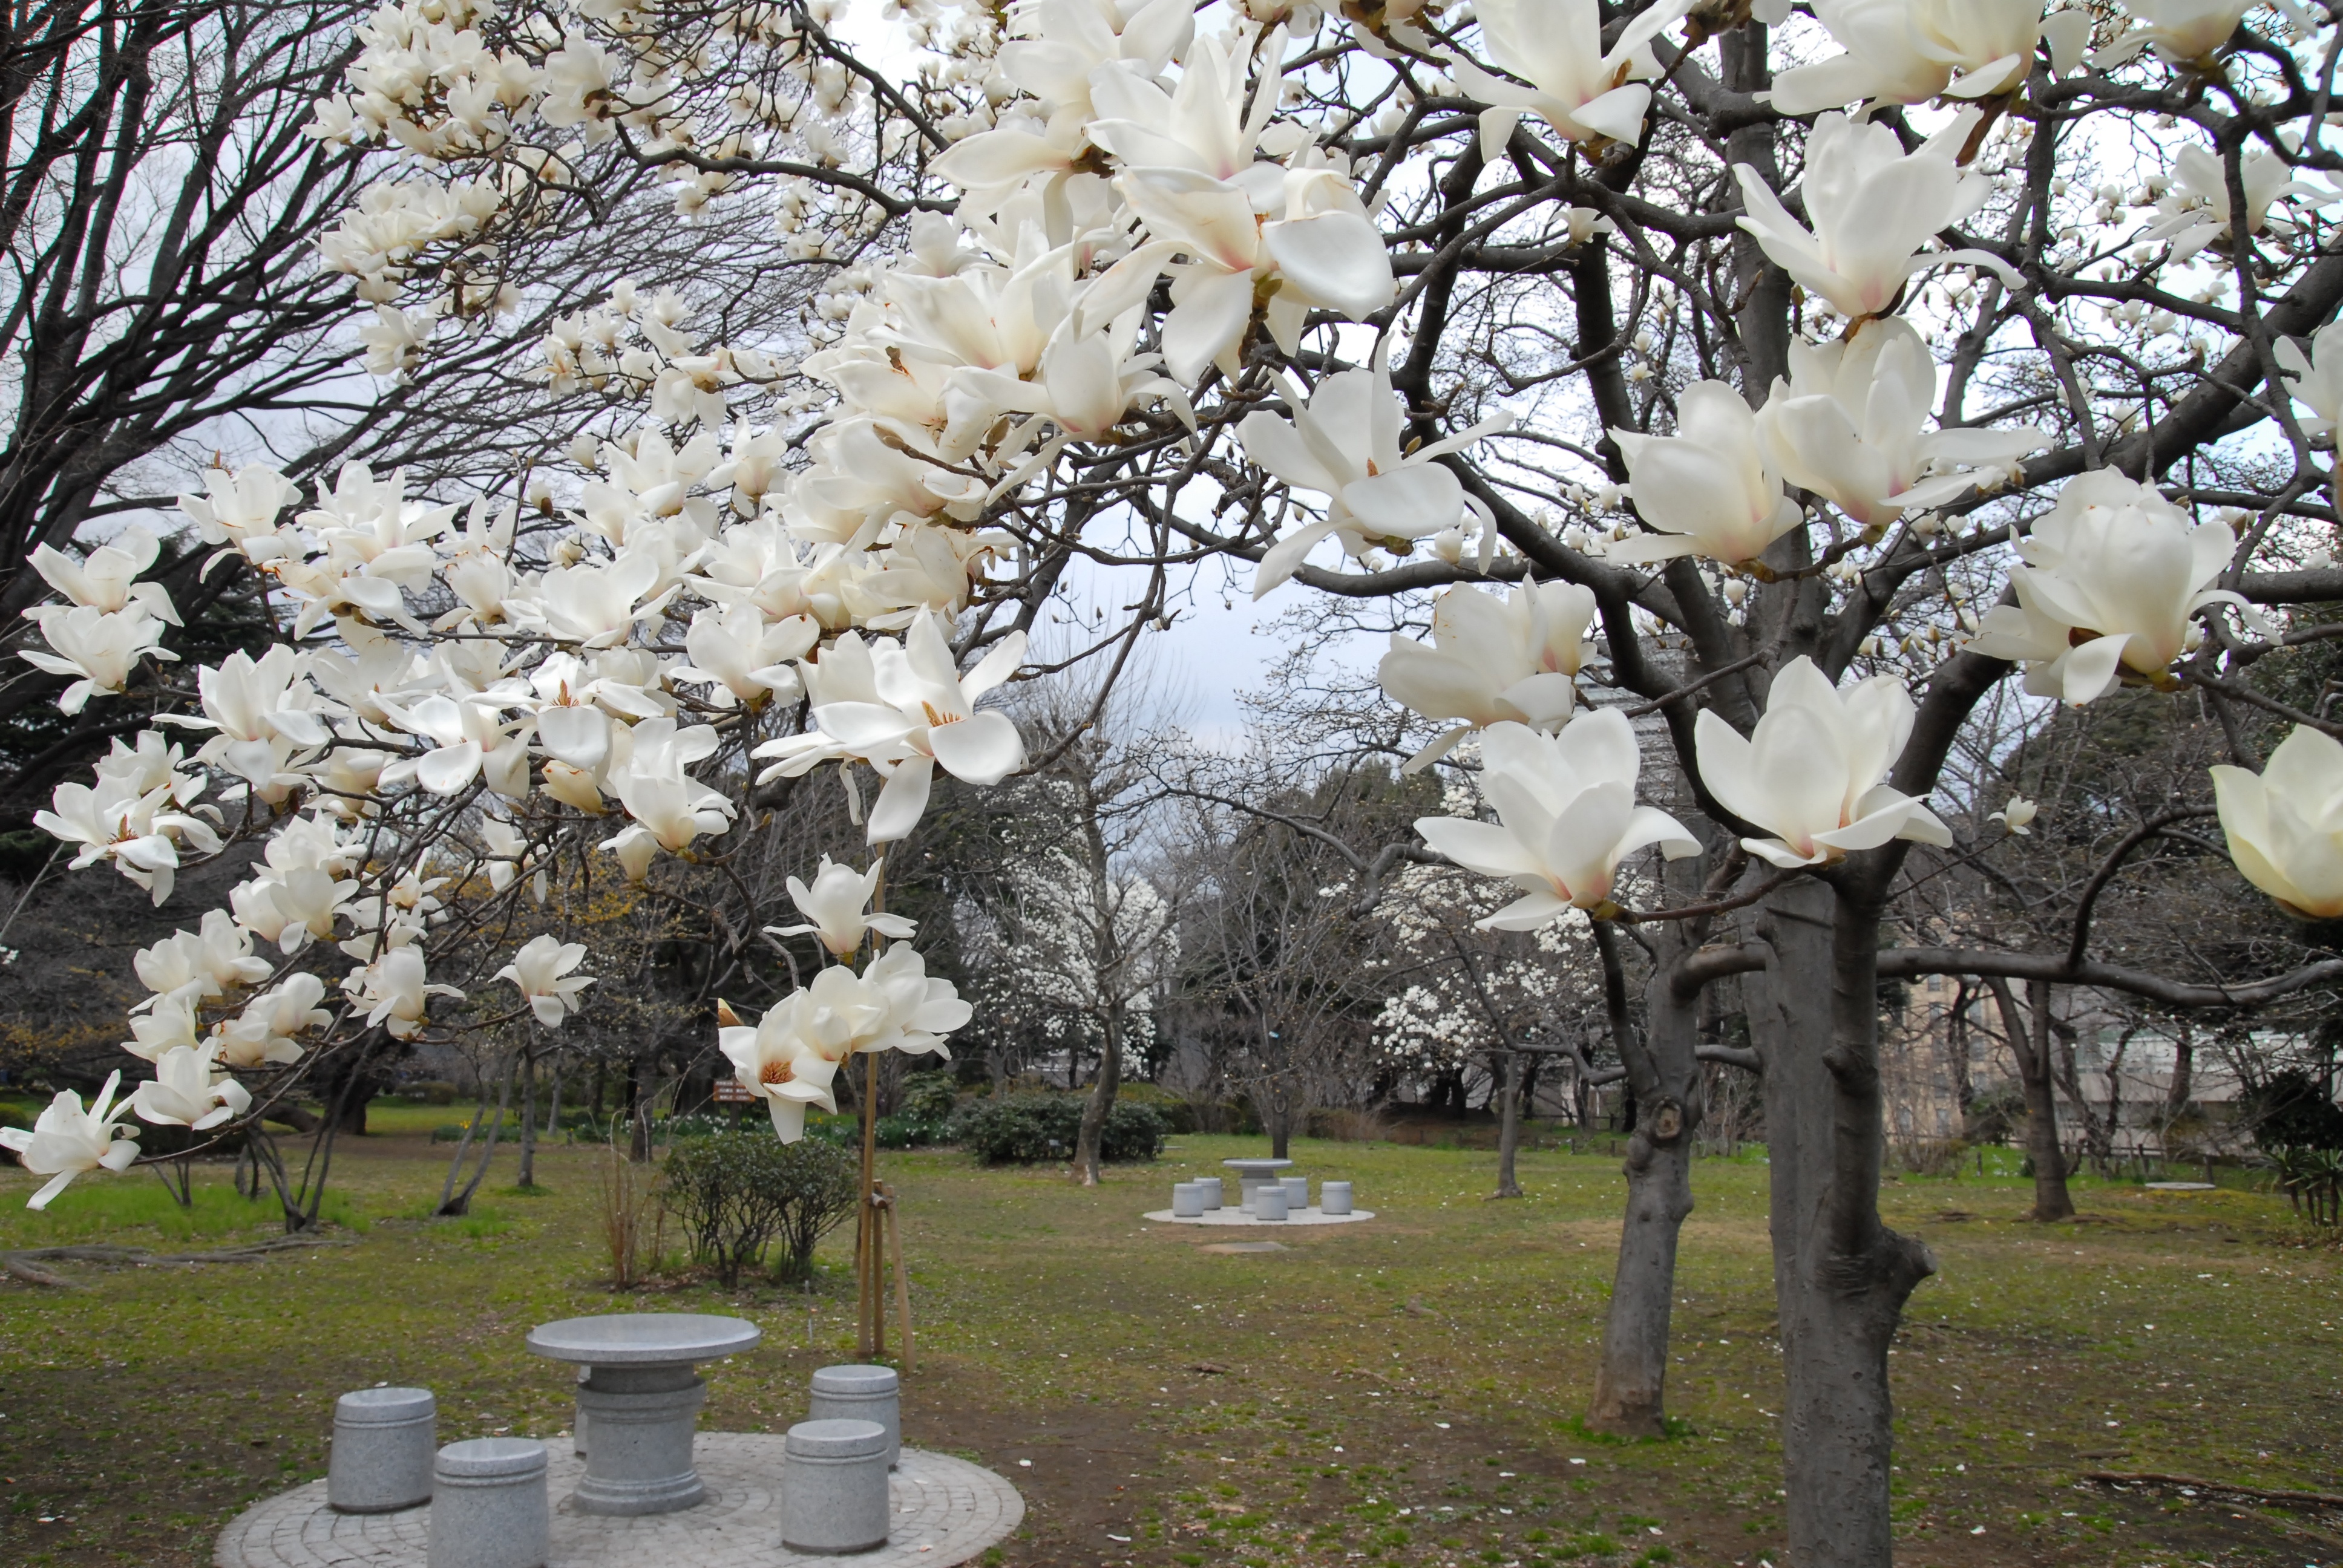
[1221,1157,1294,1212]
[525,1313,761,1516]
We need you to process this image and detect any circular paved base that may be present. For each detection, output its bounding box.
[214,1439,1021,1568]
[1142,1207,1377,1226]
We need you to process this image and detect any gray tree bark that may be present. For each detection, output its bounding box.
[1987,977,2074,1221]
[1492,1050,1524,1200]
[1587,918,1700,1437]
[1751,879,1936,1568]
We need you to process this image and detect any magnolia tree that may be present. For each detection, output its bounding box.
[20,0,2343,1558]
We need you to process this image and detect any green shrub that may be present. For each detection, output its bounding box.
[946,1093,1166,1165]
[661,1131,860,1285]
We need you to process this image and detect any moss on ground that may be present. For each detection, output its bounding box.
[0,1131,2336,1567]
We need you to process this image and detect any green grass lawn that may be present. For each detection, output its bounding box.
[1,1129,2336,1567]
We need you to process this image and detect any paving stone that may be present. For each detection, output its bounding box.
[214,1437,1022,1568]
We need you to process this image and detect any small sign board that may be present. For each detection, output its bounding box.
[710,1079,755,1104]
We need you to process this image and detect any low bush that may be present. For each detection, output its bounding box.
[946,1093,1166,1165]
[661,1131,860,1285]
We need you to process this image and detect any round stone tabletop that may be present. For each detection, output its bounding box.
[526,1313,763,1366]
[1221,1157,1294,1175]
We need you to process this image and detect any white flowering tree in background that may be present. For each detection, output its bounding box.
[21,0,2343,1556]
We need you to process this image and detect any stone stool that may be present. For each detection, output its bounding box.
[428,1437,548,1568]
[808,1363,902,1470]
[782,1419,891,1554]
[1280,1175,1309,1212]
[1255,1184,1289,1221]
[329,1387,436,1514]
[1197,1176,1224,1210]
[1322,1180,1354,1216]
[1172,1181,1205,1218]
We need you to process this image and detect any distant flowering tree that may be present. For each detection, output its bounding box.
[24,0,2343,1555]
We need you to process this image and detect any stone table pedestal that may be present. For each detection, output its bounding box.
[1221,1157,1294,1212]
[523,1313,761,1517]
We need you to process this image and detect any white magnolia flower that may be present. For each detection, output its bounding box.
[605,720,737,877]
[1,1073,140,1209]
[493,934,595,1026]
[214,973,333,1068]
[1965,471,2250,704]
[2137,143,2337,266]
[1988,794,2039,834]
[27,526,180,624]
[767,856,918,957]
[1414,710,1700,926]
[123,994,203,1062]
[2092,0,2315,70]
[1770,0,2093,114]
[131,1042,252,1131]
[1610,381,1803,566]
[754,615,1027,844]
[177,464,300,566]
[34,768,221,905]
[1755,317,2046,527]
[2275,321,2343,439]
[716,973,877,1142]
[341,938,460,1039]
[376,693,534,798]
[1734,111,2022,322]
[19,604,177,713]
[1240,353,1510,594]
[671,602,818,707]
[133,910,272,1009]
[176,645,335,786]
[862,944,971,1056]
[1450,0,1692,157]
[1081,35,1395,383]
[2210,724,2343,919]
[1378,582,1598,769]
[1693,656,1952,867]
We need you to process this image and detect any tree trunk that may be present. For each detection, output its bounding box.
[628,1052,657,1163]
[1990,978,2074,1220]
[1588,920,1702,1437]
[1492,1050,1523,1199]
[1074,1007,1125,1186]
[543,1052,566,1154]
[2167,1021,2194,1111]
[1751,879,1936,1568]
[517,1047,540,1189]
[438,1053,519,1217]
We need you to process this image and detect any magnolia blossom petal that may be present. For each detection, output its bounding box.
[1263,209,1397,319]
[929,711,1026,785]
[867,755,936,844]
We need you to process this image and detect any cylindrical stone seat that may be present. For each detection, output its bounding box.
[1254,1184,1289,1220]
[428,1437,548,1568]
[1280,1175,1309,1212]
[808,1364,902,1471]
[1322,1180,1354,1216]
[330,1387,436,1514]
[1172,1181,1204,1218]
[1197,1176,1224,1210]
[781,1419,891,1555]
